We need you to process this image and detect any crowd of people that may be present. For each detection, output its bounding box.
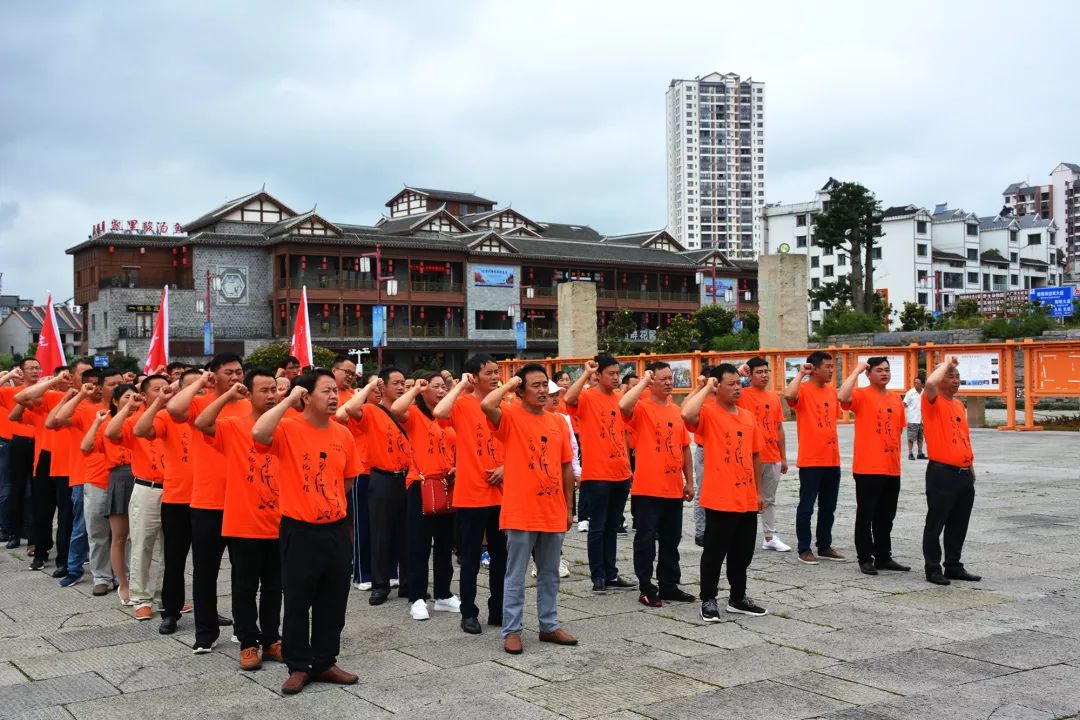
[0,348,979,694]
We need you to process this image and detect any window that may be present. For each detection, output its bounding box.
[823,265,834,277]
[811,300,821,311]
[872,247,882,260]
[811,277,820,288]
[966,224,978,236]
[811,256,819,268]
[916,220,928,234]
[475,238,511,254]
[966,248,978,262]
[917,243,928,257]
[823,246,833,256]
[838,254,847,266]
[1010,230,1018,243]
[796,214,807,227]
[967,271,978,284]
[473,311,513,331]
[103,312,108,328]
[90,314,96,331]
[1027,233,1041,245]
[1011,274,1019,286]
[796,237,807,248]
[918,292,928,305]
[1010,252,1018,263]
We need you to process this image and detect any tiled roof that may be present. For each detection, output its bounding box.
[978,215,1017,231]
[536,222,603,243]
[6,305,81,333]
[183,191,297,234]
[883,205,920,218]
[396,187,496,206]
[932,249,967,262]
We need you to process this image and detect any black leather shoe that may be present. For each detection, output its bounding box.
[876,559,911,572]
[368,589,389,606]
[659,587,696,602]
[859,561,878,575]
[926,571,950,585]
[217,614,233,627]
[946,568,981,582]
[591,579,607,594]
[461,616,481,634]
[606,577,635,590]
[51,567,68,578]
[159,616,178,635]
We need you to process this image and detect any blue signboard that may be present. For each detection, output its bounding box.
[733,320,744,332]
[515,321,527,351]
[472,265,515,288]
[203,321,213,356]
[704,277,734,299]
[1030,287,1075,318]
[372,305,387,347]
[93,355,109,368]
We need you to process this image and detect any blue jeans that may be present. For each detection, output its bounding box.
[503,529,564,637]
[796,466,841,553]
[0,438,10,535]
[67,485,89,576]
[581,479,631,583]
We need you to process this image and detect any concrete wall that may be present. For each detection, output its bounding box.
[465,261,520,342]
[758,253,808,349]
[557,282,597,358]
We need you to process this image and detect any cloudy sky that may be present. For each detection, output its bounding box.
[1,1,1077,303]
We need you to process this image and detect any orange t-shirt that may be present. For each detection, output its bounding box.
[71,404,110,489]
[110,412,165,482]
[259,416,358,524]
[787,381,842,468]
[566,388,631,482]
[402,405,454,488]
[359,404,411,473]
[153,413,195,504]
[0,385,35,438]
[921,394,974,467]
[68,402,106,487]
[95,421,132,470]
[493,403,571,532]
[843,387,906,476]
[688,403,763,513]
[447,393,503,508]
[209,415,280,539]
[737,386,785,464]
[625,397,690,498]
[187,394,252,511]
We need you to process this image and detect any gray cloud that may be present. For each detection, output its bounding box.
[1,0,1077,303]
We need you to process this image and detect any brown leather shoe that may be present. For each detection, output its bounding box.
[239,646,262,671]
[261,641,283,663]
[281,671,309,695]
[818,547,846,561]
[92,583,110,596]
[798,550,819,565]
[504,631,523,655]
[311,665,358,685]
[538,629,578,646]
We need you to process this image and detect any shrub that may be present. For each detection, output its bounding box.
[244,341,338,371]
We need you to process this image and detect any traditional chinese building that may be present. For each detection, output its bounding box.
[67,186,757,370]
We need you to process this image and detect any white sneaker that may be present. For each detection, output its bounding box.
[578,520,589,532]
[762,536,792,552]
[433,595,461,613]
[354,581,372,591]
[530,563,538,578]
[390,578,400,588]
[558,560,570,578]
[409,599,430,620]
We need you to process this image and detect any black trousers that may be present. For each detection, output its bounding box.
[456,505,505,621]
[853,473,901,564]
[700,509,757,603]
[190,507,229,648]
[229,537,282,650]
[280,516,351,674]
[922,461,975,574]
[582,479,631,583]
[368,468,407,593]
[6,437,34,538]
[32,452,72,568]
[633,495,683,594]
[160,502,191,619]
[405,482,454,603]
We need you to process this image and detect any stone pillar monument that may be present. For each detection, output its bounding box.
[558,281,598,359]
[758,253,809,349]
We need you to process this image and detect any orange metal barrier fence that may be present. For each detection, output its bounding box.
[497,339,1080,431]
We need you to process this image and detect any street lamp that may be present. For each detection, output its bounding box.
[198,270,222,356]
[358,245,398,367]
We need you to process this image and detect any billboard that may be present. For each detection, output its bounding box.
[472,265,515,288]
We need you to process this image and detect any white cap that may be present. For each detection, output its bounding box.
[547,380,563,394]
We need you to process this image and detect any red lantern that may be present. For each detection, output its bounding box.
[622,273,628,284]
[355,305,361,318]
[300,255,307,270]
[419,307,425,319]
[320,257,327,271]
[182,257,187,266]
[528,267,534,280]
[172,247,177,255]
[388,259,394,272]
[389,306,395,320]
[664,275,670,287]
[323,304,329,318]
[172,260,177,267]
[445,307,452,319]
[645,313,650,324]
[598,273,604,284]
[480,312,485,321]
[353,258,359,271]
[108,245,115,253]
[280,306,286,318]
[501,313,507,321]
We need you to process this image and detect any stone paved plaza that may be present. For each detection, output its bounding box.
[1,425,1078,719]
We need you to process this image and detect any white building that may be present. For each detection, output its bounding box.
[1001,162,1080,283]
[764,180,1064,331]
[666,72,765,258]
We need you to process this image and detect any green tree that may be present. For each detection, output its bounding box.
[811,182,884,313]
[982,301,1052,339]
[0,352,14,370]
[244,341,338,371]
[899,301,935,331]
[814,307,883,340]
[738,311,760,333]
[808,276,854,313]
[598,308,636,356]
[952,298,980,319]
[693,305,736,343]
[651,315,699,354]
[106,353,140,372]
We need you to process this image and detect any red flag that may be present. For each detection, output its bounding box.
[143,286,170,373]
[36,293,67,375]
[290,286,314,370]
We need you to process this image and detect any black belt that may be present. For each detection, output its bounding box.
[134,478,164,490]
[372,467,407,479]
[928,460,972,473]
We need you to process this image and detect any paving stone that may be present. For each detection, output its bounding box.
[769,624,943,661]
[511,666,713,719]
[658,642,838,687]
[331,649,438,683]
[418,692,562,720]
[936,628,1080,669]
[347,660,541,713]
[0,661,28,687]
[96,651,239,693]
[13,638,191,680]
[218,687,389,719]
[629,631,727,657]
[66,675,276,720]
[774,671,902,706]
[820,648,1012,696]
[0,672,119,717]
[494,637,683,682]
[642,679,851,720]
[42,620,164,652]
[7,709,76,720]
[0,638,58,663]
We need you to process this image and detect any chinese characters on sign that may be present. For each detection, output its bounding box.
[125,304,160,313]
[91,220,186,237]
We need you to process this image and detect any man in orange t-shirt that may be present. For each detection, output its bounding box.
[253,369,360,695]
[565,354,633,593]
[135,368,203,634]
[737,357,790,553]
[784,351,844,565]
[682,364,768,621]
[839,357,910,576]
[619,362,694,608]
[167,352,247,652]
[920,356,980,586]
[339,366,411,607]
[196,368,283,671]
[483,363,576,656]
[432,353,506,635]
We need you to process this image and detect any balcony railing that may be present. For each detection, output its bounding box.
[410,280,463,294]
[99,277,194,290]
[619,289,660,301]
[526,326,558,340]
[660,291,696,302]
[410,324,464,338]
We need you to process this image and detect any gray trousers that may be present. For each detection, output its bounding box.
[692,443,705,539]
[503,530,563,638]
[83,484,115,586]
[758,462,782,535]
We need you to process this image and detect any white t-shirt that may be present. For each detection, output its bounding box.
[903,388,922,424]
